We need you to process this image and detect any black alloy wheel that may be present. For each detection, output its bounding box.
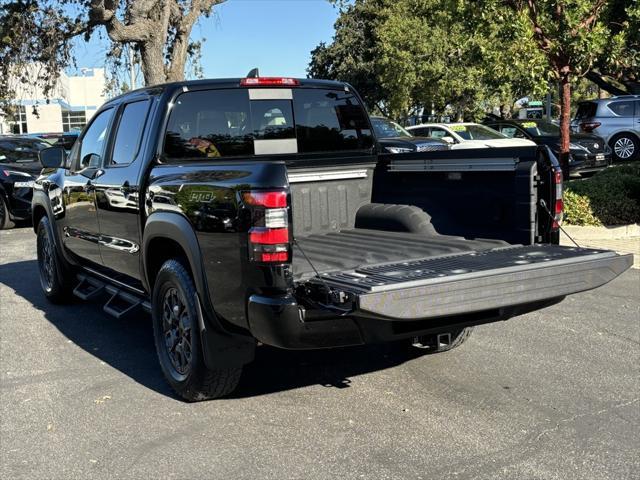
[37,225,55,293]
[161,287,193,376]
[35,216,72,303]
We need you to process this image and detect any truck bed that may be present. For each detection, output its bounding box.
[292,228,509,279]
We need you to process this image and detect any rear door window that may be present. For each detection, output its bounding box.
[111,100,150,165]
[429,128,449,139]
[164,89,253,158]
[293,89,373,153]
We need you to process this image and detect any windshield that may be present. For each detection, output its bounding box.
[371,118,412,138]
[449,124,506,140]
[519,120,560,136]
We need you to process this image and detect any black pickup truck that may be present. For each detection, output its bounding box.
[34,77,632,401]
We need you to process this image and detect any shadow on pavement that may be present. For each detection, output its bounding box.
[0,260,423,401]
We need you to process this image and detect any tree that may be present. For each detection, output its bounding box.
[586,0,640,95]
[309,0,394,115]
[0,0,225,108]
[309,0,548,120]
[507,0,610,178]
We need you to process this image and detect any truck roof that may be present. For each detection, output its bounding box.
[105,77,348,106]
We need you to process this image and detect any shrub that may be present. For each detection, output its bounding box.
[564,163,640,226]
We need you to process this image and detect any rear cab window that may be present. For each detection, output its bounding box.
[162,85,374,160]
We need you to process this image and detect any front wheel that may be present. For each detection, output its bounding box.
[36,216,72,303]
[151,259,242,401]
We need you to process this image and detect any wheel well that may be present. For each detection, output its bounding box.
[32,205,47,233]
[609,131,640,143]
[145,237,194,290]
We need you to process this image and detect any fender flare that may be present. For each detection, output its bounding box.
[143,212,255,368]
[31,189,74,267]
[143,212,209,307]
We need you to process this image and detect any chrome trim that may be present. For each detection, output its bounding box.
[288,169,369,183]
[389,157,519,172]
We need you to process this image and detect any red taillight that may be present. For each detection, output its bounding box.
[260,252,289,262]
[580,122,601,132]
[243,191,287,208]
[552,169,564,229]
[245,190,291,263]
[2,170,9,177]
[240,77,300,87]
[249,228,289,245]
[555,199,564,214]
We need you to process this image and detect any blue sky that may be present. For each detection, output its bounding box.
[71,0,339,79]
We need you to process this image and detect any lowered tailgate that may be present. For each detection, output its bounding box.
[310,245,632,320]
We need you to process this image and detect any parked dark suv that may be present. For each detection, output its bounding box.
[0,136,48,228]
[573,95,640,162]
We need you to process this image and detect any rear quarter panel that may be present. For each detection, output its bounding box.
[146,161,290,328]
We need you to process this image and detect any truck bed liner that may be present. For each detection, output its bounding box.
[292,228,508,279]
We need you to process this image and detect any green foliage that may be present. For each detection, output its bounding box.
[310,0,550,119]
[564,164,640,226]
[311,0,639,120]
[563,190,602,226]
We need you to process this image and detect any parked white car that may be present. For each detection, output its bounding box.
[406,123,537,149]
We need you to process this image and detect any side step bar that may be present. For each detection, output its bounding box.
[73,274,151,319]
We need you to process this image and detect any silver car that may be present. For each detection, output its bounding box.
[573,95,640,161]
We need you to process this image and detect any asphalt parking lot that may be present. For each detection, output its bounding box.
[1,227,638,480]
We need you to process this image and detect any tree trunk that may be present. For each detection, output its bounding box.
[559,72,571,180]
[139,39,167,86]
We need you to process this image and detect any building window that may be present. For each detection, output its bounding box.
[61,110,87,132]
[9,106,28,134]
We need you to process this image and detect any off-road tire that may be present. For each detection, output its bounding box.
[609,133,639,162]
[151,259,242,401]
[409,327,474,354]
[36,216,72,303]
[0,195,14,230]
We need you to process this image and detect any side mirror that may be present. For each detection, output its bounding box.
[39,147,66,169]
[80,153,101,170]
[441,136,455,144]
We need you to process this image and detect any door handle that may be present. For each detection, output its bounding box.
[120,181,131,196]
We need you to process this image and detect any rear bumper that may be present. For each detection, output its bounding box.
[570,153,611,172]
[247,294,566,349]
[247,247,632,349]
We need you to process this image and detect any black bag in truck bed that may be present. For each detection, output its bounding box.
[307,245,633,320]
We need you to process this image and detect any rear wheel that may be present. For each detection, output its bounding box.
[151,259,242,401]
[409,327,474,354]
[610,133,639,162]
[36,216,72,303]
[0,196,14,230]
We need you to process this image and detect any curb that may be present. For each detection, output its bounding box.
[561,224,640,240]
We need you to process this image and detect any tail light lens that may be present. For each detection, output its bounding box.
[552,169,564,229]
[243,190,291,263]
[580,122,601,132]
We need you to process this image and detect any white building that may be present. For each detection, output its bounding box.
[1,67,107,135]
